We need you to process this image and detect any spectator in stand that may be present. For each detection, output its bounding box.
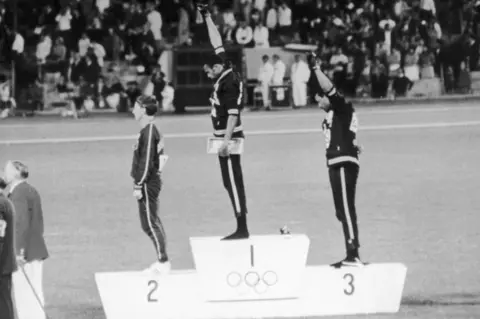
[419,45,435,79]
[0,81,15,119]
[253,20,269,48]
[387,47,402,77]
[90,40,107,68]
[254,0,267,22]
[48,37,67,66]
[457,61,471,94]
[277,1,292,42]
[56,7,73,51]
[393,68,413,97]
[329,46,348,89]
[266,1,278,40]
[97,0,111,15]
[371,58,388,98]
[104,28,124,61]
[404,46,420,82]
[235,21,253,46]
[78,33,91,57]
[146,1,163,53]
[36,34,52,65]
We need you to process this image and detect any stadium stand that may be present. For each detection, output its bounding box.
[0,0,478,115]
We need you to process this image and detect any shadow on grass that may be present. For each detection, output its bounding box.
[403,293,480,306]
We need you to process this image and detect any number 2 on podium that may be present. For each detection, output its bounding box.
[148,280,158,302]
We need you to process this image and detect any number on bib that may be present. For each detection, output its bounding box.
[349,113,359,133]
[0,220,6,238]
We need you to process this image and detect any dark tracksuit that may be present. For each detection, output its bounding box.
[321,87,361,257]
[0,194,17,319]
[210,68,248,218]
[131,123,168,262]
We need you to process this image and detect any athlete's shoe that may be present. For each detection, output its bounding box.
[330,257,366,269]
[221,229,250,240]
[144,261,171,275]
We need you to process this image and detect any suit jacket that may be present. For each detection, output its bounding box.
[0,194,17,275]
[9,182,49,262]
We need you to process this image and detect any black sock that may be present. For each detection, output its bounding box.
[236,214,247,232]
[347,248,359,260]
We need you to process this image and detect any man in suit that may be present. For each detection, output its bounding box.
[4,161,49,319]
[0,177,16,319]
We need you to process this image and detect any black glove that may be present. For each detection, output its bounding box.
[194,0,209,15]
[307,51,319,70]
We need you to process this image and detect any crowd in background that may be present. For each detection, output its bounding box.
[0,0,479,116]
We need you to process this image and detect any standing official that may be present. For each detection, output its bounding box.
[290,54,311,108]
[131,95,170,274]
[308,54,365,267]
[197,2,250,240]
[0,177,16,319]
[3,161,49,319]
[257,55,274,109]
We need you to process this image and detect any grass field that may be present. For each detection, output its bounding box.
[1,101,479,319]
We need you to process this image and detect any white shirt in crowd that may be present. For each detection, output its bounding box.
[78,37,91,56]
[147,10,163,40]
[272,59,286,84]
[56,9,72,31]
[96,0,110,14]
[36,36,52,62]
[253,25,269,48]
[12,32,24,54]
[420,0,436,15]
[257,61,274,84]
[330,53,348,71]
[434,22,442,39]
[266,7,277,29]
[235,26,253,45]
[291,60,310,83]
[91,42,106,67]
[254,0,267,11]
[278,5,292,27]
[223,10,237,28]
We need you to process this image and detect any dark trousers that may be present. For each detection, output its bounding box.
[219,155,248,216]
[0,274,14,319]
[329,163,360,253]
[138,175,168,262]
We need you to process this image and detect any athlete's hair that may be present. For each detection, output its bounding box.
[137,95,158,116]
[8,160,29,179]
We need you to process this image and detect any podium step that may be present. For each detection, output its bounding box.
[95,263,407,319]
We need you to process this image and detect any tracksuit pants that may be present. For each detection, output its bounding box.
[219,155,248,217]
[329,163,360,254]
[0,274,14,319]
[138,174,168,262]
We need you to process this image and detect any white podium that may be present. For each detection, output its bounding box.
[190,234,310,301]
[95,234,408,319]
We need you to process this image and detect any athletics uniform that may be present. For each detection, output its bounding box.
[0,182,16,319]
[321,87,363,266]
[210,66,249,239]
[131,122,168,263]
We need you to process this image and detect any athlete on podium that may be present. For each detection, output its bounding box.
[196,1,250,240]
[308,53,365,268]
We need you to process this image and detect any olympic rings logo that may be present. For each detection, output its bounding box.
[226,270,279,295]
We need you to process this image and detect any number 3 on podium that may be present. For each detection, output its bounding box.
[343,273,355,296]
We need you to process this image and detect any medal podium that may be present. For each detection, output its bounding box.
[95,234,407,319]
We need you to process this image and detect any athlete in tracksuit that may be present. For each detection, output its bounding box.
[131,95,170,274]
[309,53,365,267]
[197,3,250,240]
